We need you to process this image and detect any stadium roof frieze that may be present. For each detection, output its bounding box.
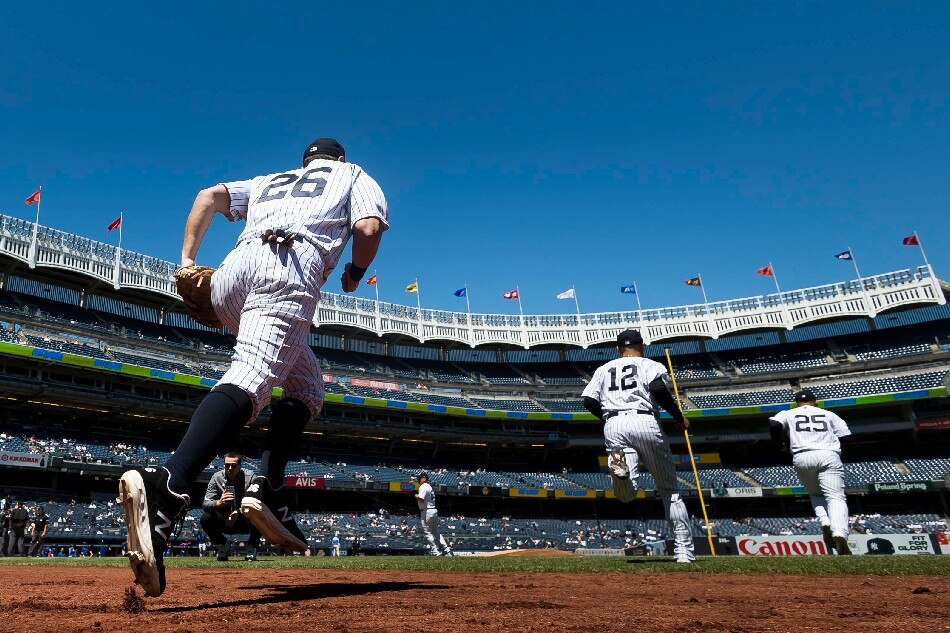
[1,214,946,349]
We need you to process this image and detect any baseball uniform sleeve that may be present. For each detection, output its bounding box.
[349,167,389,230]
[581,367,603,402]
[644,359,668,387]
[829,411,851,438]
[219,177,266,223]
[202,475,221,512]
[769,410,790,428]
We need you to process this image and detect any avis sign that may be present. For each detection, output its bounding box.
[0,451,48,469]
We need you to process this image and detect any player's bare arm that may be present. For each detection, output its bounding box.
[341,217,384,293]
[181,184,231,267]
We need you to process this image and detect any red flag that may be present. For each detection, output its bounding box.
[757,265,774,276]
[503,289,519,299]
[107,216,122,232]
[365,274,378,285]
[25,189,41,205]
[902,235,919,246]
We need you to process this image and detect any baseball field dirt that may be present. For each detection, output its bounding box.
[0,559,947,632]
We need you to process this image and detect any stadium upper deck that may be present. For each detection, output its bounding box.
[0,213,945,348]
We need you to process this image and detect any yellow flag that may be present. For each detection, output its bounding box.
[405,281,418,293]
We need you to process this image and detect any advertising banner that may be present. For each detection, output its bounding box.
[0,451,49,469]
[554,489,596,499]
[915,417,950,431]
[349,377,401,391]
[710,486,763,498]
[869,481,932,494]
[388,481,417,493]
[508,488,549,498]
[604,488,646,501]
[773,486,808,496]
[284,475,326,489]
[673,452,722,465]
[736,534,936,556]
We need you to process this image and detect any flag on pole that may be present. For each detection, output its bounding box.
[503,289,519,299]
[453,287,467,297]
[902,235,920,246]
[365,274,377,285]
[405,281,418,293]
[757,264,774,276]
[107,216,122,232]
[835,250,853,260]
[685,277,702,286]
[25,190,41,205]
[556,288,575,300]
[620,284,636,294]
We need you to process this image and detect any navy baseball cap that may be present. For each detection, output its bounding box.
[416,472,429,481]
[303,137,345,162]
[794,389,817,403]
[616,329,643,347]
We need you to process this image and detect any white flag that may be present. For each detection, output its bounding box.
[556,288,575,300]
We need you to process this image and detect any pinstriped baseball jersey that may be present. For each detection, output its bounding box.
[770,405,851,454]
[582,356,668,412]
[220,159,388,273]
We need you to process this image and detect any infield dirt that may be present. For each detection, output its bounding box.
[0,565,945,632]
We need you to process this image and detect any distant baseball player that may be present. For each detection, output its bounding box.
[28,506,48,557]
[6,500,29,556]
[413,473,452,556]
[769,389,852,555]
[581,330,694,563]
[120,137,388,596]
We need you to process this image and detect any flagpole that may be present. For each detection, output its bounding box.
[516,285,524,317]
[848,246,875,317]
[28,186,42,268]
[373,269,380,333]
[914,231,931,269]
[698,273,710,307]
[571,286,580,316]
[414,278,424,341]
[769,262,783,295]
[113,212,123,289]
[465,284,471,315]
[633,281,643,315]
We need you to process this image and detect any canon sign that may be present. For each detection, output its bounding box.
[737,536,828,556]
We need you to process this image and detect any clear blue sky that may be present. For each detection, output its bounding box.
[2,2,947,315]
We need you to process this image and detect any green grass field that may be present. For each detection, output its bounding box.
[0,555,947,576]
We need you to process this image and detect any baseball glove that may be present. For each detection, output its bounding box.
[174,265,221,329]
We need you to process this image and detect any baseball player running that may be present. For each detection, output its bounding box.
[120,137,388,596]
[413,473,452,556]
[770,389,852,555]
[582,330,694,563]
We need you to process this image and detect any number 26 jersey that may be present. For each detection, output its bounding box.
[770,405,851,453]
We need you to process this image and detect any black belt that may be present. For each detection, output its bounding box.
[603,409,653,420]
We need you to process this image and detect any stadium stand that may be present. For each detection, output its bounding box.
[468,397,545,412]
[804,370,949,399]
[734,350,831,375]
[688,388,796,409]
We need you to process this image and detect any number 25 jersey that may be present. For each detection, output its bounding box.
[770,405,851,453]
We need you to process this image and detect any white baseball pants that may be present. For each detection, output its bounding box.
[211,239,326,420]
[792,449,849,537]
[604,413,693,560]
[420,509,450,555]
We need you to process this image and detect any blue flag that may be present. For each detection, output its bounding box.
[454,287,467,297]
[835,250,853,260]
[620,284,636,294]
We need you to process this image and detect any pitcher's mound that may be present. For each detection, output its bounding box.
[474,549,577,557]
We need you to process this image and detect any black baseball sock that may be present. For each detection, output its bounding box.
[165,384,254,495]
[259,397,312,487]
